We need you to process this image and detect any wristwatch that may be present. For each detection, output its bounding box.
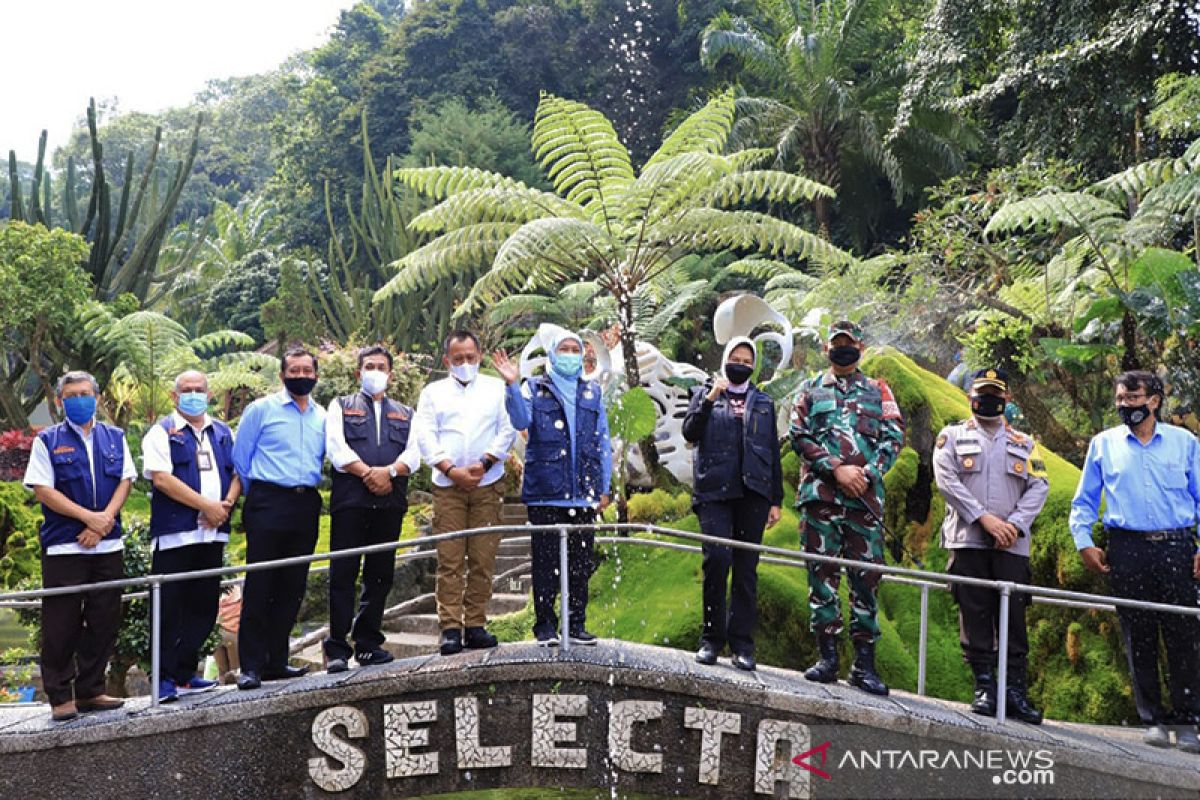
[388,464,398,479]
[480,455,498,471]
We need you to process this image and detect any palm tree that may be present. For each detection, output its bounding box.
[701,0,971,237]
[375,90,852,394]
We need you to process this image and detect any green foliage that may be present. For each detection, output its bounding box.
[609,387,657,444]
[310,343,430,410]
[1149,73,1200,139]
[626,489,692,523]
[0,483,40,589]
[403,97,545,190]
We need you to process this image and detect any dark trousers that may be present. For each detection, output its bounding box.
[324,506,406,661]
[947,548,1031,671]
[1107,533,1200,724]
[152,541,224,684]
[527,506,595,638]
[697,492,770,656]
[40,551,124,707]
[238,483,321,675]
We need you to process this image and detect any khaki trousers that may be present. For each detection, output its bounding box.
[433,481,504,629]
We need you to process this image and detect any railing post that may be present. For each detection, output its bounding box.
[150,579,162,709]
[559,527,571,653]
[996,583,1011,724]
[917,584,929,696]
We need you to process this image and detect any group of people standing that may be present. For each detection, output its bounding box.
[19,315,1200,751]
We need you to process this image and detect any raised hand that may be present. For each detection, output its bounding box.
[492,349,520,385]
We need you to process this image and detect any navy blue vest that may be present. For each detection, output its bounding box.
[329,393,413,514]
[148,416,236,538]
[36,422,127,549]
[521,376,604,505]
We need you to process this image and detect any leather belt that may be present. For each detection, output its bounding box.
[1104,526,1194,542]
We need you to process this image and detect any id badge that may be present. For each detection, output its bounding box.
[197,449,214,471]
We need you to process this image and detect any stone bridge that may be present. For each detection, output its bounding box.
[1,641,1197,799]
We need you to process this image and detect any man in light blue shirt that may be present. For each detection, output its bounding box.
[231,347,327,690]
[1069,371,1200,751]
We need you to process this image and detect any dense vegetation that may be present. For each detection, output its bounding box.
[1,0,1198,722]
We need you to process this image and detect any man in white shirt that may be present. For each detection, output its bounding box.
[323,346,421,673]
[24,371,137,721]
[413,330,516,655]
[142,370,242,703]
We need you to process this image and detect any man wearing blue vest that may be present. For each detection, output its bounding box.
[142,370,242,702]
[323,346,421,673]
[23,371,137,721]
[232,347,326,690]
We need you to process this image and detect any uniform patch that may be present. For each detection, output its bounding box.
[343,409,367,417]
[875,379,903,420]
[962,457,975,469]
[936,434,947,449]
[1026,443,1049,479]
[51,445,75,454]
[1013,461,1024,474]
[386,410,409,421]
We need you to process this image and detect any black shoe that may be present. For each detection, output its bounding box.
[568,629,597,646]
[847,640,889,696]
[968,663,997,717]
[464,626,498,649]
[1005,676,1043,725]
[804,634,840,684]
[237,671,261,691]
[731,652,757,672]
[695,643,719,666]
[355,648,395,666]
[535,630,560,647]
[440,629,463,655]
[263,665,309,681]
[326,658,349,674]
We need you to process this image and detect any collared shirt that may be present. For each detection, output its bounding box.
[413,374,516,488]
[1069,422,1200,550]
[325,393,421,474]
[933,418,1049,557]
[24,419,137,555]
[232,390,326,487]
[142,411,232,551]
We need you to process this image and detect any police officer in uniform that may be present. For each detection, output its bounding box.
[790,321,905,696]
[932,368,1048,724]
[323,346,421,672]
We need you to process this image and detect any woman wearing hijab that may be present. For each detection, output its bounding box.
[493,332,612,646]
[682,337,783,671]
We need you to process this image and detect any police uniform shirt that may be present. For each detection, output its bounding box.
[24,419,138,555]
[932,418,1049,557]
[142,411,232,550]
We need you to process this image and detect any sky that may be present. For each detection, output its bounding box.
[3,0,357,159]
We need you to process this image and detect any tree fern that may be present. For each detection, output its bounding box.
[409,186,586,233]
[377,222,523,301]
[643,91,736,170]
[394,165,519,200]
[705,170,835,207]
[984,193,1124,237]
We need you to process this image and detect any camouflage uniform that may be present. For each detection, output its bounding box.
[790,368,905,642]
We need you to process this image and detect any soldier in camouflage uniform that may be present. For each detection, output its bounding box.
[789,321,905,696]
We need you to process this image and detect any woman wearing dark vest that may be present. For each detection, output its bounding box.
[682,337,783,671]
[323,346,421,673]
[23,371,137,721]
[143,369,241,703]
[494,331,612,646]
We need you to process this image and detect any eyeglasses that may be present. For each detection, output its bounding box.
[1115,392,1150,406]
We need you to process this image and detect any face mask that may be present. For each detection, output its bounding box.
[361,370,389,396]
[828,346,861,367]
[971,394,1006,419]
[450,362,479,384]
[62,395,96,426]
[283,377,317,397]
[177,392,209,417]
[1119,403,1152,428]
[553,353,583,378]
[724,362,753,384]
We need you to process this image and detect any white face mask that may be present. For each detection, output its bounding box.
[449,362,479,384]
[361,369,389,396]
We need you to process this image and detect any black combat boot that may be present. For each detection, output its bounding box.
[803,634,840,683]
[968,662,997,717]
[847,640,889,696]
[1004,666,1043,725]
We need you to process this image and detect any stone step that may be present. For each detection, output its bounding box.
[488,592,530,616]
[387,613,441,636]
[497,540,531,555]
[493,555,529,573]
[382,631,441,659]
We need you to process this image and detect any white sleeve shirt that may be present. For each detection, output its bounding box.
[326,395,422,474]
[142,413,231,550]
[414,374,515,488]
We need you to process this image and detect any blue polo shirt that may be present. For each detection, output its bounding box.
[1069,422,1200,550]
[232,390,326,488]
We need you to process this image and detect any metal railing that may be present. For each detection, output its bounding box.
[0,522,1191,725]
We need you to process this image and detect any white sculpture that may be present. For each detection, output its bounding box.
[515,295,795,487]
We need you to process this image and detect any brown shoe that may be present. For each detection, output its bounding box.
[51,701,79,722]
[76,694,124,712]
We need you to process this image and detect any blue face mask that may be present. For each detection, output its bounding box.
[63,395,96,426]
[178,391,209,417]
[553,353,583,378]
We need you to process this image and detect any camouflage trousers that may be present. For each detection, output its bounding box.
[800,501,885,643]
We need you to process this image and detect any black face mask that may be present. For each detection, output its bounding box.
[1119,403,1152,428]
[284,376,317,397]
[971,394,1006,419]
[828,346,860,367]
[724,362,754,384]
